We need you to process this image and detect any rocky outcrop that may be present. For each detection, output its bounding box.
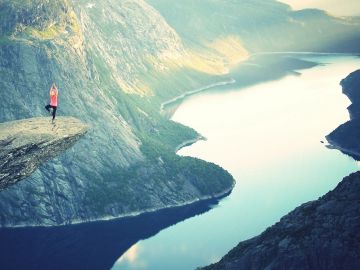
[199,171,360,270]
[0,117,88,190]
[0,0,234,227]
[327,70,360,160]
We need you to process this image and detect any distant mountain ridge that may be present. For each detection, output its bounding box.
[147,0,360,53]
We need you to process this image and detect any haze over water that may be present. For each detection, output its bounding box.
[114,55,360,270]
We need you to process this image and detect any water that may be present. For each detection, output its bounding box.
[0,199,218,270]
[113,55,360,269]
[0,55,359,270]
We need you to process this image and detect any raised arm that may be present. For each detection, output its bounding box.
[49,83,58,96]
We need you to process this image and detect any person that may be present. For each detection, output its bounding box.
[45,83,58,121]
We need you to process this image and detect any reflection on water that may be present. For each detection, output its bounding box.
[0,198,221,270]
[118,244,139,266]
[113,55,360,270]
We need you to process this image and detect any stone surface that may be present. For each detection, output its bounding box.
[199,172,360,270]
[0,117,88,190]
[327,69,360,160]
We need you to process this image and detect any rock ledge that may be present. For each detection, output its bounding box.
[0,117,88,191]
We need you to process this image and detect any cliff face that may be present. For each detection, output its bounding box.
[327,70,360,160]
[342,70,360,120]
[200,172,360,270]
[0,117,88,190]
[0,0,234,227]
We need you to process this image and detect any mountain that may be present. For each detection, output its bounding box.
[0,117,87,191]
[0,0,359,227]
[0,0,234,227]
[147,0,360,53]
[327,69,360,160]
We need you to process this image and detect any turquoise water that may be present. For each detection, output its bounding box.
[113,56,360,269]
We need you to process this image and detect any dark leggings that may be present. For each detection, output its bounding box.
[45,105,57,120]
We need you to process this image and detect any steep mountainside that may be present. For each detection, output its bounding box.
[0,117,88,190]
[147,0,360,53]
[327,69,360,160]
[0,0,234,227]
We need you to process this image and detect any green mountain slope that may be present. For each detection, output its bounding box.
[0,0,234,227]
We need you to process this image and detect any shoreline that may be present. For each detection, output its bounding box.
[160,78,236,114]
[4,183,234,229]
[174,135,207,153]
[325,137,360,160]
[160,52,360,116]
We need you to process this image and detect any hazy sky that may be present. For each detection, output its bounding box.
[280,0,360,16]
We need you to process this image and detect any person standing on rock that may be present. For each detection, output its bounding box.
[45,83,58,122]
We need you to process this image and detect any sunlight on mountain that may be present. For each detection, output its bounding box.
[280,0,360,16]
[208,36,249,68]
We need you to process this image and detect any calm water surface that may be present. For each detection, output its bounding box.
[113,55,360,270]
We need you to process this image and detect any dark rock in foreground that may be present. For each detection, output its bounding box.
[0,117,88,191]
[199,171,360,270]
[327,69,360,160]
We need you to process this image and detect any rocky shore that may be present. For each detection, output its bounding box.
[200,171,360,270]
[327,69,360,160]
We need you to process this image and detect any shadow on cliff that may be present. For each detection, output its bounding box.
[0,195,226,270]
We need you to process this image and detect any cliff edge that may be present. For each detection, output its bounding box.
[327,69,360,160]
[0,117,88,191]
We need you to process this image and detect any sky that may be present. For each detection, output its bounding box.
[280,0,360,16]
